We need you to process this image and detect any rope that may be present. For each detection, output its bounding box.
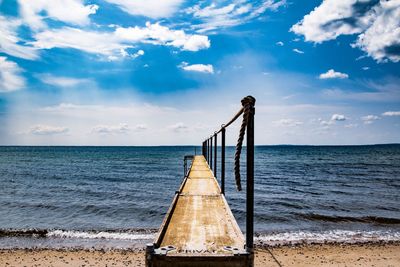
[234,96,255,191]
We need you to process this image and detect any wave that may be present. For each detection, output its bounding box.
[298,213,400,224]
[255,230,400,246]
[47,230,155,240]
[0,229,156,240]
[2,228,400,248]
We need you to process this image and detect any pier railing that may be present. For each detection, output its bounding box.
[201,95,255,252]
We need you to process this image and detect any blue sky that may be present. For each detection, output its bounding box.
[0,0,399,145]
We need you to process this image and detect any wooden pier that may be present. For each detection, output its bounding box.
[146,96,255,267]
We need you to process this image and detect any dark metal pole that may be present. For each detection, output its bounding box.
[214,133,217,178]
[210,136,213,170]
[221,128,225,195]
[246,101,255,253]
[205,140,207,161]
[207,138,210,163]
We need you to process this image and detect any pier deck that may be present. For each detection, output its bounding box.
[146,155,252,267]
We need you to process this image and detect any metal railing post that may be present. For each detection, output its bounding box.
[207,138,210,163]
[246,101,255,253]
[210,136,213,170]
[221,128,225,195]
[214,133,217,178]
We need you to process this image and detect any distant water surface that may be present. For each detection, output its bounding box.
[0,145,399,248]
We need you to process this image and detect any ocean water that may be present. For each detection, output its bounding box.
[1,145,400,249]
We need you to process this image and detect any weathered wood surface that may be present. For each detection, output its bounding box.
[159,155,245,254]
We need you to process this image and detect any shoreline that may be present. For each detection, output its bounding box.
[1,242,399,267]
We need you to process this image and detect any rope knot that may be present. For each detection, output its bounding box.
[241,96,256,107]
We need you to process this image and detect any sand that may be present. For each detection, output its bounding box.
[1,243,399,267]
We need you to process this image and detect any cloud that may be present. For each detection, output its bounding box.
[0,15,39,60]
[0,56,25,92]
[361,115,379,124]
[18,0,98,30]
[344,123,358,128]
[273,119,303,127]
[135,124,148,131]
[319,114,347,126]
[276,41,284,46]
[30,27,125,58]
[104,0,183,18]
[171,34,210,51]
[37,74,91,87]
[30,22,210,59]
[382,111,400,116]
[291,0,400,62]
[321,77,400,102]
[115,23,211,51]
[293,48,304,54]
[179,62,214,74]
[30,125,69,135]
[168,122,188,132]
[186,0,286,32]
[331,114,347,121]
[352,1,400,63]
[92,123,130,134]
[319,69,349,79]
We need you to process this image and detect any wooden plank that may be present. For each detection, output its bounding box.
[158,155,244,254]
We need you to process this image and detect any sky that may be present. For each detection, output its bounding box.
[0,0,399,145]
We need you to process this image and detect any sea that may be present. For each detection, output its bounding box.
[1,145,400,249]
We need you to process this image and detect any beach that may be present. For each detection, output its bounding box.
[1,243,399,267]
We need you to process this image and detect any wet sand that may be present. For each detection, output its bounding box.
[1,243,399,267]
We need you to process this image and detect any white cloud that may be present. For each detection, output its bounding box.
[18,0,98,30]
[30,125,69,135]
[169,122,188,132]
[319,114,347,126]
[250,0,286,17]
[135,124,148,131]
[92,123,130,134]
[319,69,349,79]
[115,23,211,51]
[353,1,400,63]
[291,0,365,42]
[319,119,333,126]
[37,74,91,87]
[344,123,358,128]
[104,0,183,18]
[179,62,214,74]
[322,77,400,103]
[382,111,400,116]
[190,3,236,18]
[331,114,347,121]
[293,48,304,54]
[187,0,286,32]
[273,119,303,127]
[0,56,25,92]
[362,67,370,70]
[361,115,380,124]
[276,41,284,46]
[135,50,145,57]
[0,15,39,60]
[30,22,210,59]
[31,27,125,57]
[170,34,210,51]
[291,0,400,62]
